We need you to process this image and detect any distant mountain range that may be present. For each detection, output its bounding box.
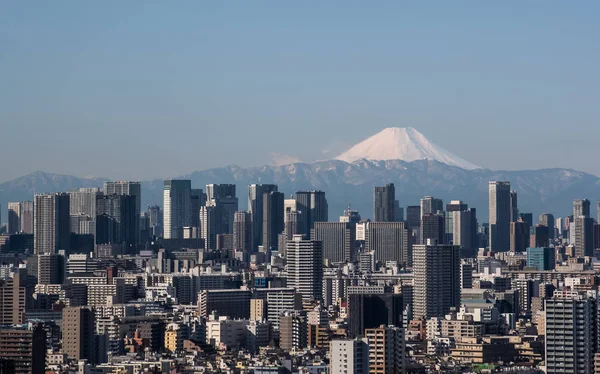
[1,160,598,222]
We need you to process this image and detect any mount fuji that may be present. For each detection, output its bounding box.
[335,127,480,170]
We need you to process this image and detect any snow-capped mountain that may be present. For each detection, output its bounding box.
[335,127,480,170]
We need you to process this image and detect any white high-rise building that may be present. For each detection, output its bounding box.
[330,338,370,374]
[163,180,192,239]
[34,193,70,255]
[286,235,323,302]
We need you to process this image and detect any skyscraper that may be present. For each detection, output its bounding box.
[420,213,445,245]
[190,189,206,227]
[364,222,411,267]
[538,213,555,240]
[248,184,278,251]
[34,193,70,255]
[526,247,556,271]
[95,194,137,248]
[574,216,594,257]
[451,208,478,257]
[20,201,34,234]
[163,180,192,239]
[233,211,253,252]
[348,292,403,338]
[286,235,323,301]
[62,306,96,364]
[412,242,460,320]
[262,191,284,251]
[489,181,511,252]
[296,190,328,236]
[206,184,238,234]
[312,222,356,263]
[330,339,369,374]
[573,199,591,219]
[530,224,549,248]
[420,196,444,217]
[509,220,529,253]
[104,181,141,243]
[200,205,217,250]
[373,184,395,222]
[37,253,65,285]
[509,190,519,222]
[7,202,21,234]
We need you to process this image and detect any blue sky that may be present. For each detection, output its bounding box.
[1,2,599,181]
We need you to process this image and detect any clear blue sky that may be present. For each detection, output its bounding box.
[1,2,599,181]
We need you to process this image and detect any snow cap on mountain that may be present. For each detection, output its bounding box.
[335,127,480,170]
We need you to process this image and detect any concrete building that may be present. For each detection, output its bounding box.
[510,220,530,252]
[329,338,369,374]
[233,211,253,252]
[0,272,26,325]
[510,190,519,222]
[248,184,278,251]
[539,213,556,240]
[296,190,328,236]
[365,325,405,374]
[37,253,65,285]
[200,205,217,250]
[0,324,46,374]
[34,193,70,255]
[489,181,511,252]
[421,213,444,245]
[96,194,137,248]
[286,236,323,302]
[420,196,444,217]
[163,180,192,239]
[526,247,556,271]
[364,222,410,267]
[279,310,307,351]
[574,199,591,219]
[412,242,461,320]
[374,184,396,222]
[62,306,95,364]
[262,191,284,251]
[7,202,21,234]
[206,184,238,234]
[574,216,594,257]
[348,292,403,338]
[312,222,356,263]
[197,289,252,319]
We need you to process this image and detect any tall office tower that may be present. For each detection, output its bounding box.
[519,213,533,228]
[574,216,594,257]
[406,206,421,228]
[509,220,530,252]
[365,222,411,266]
[420,196,443,217]
[62,306,96,364]
[374,184,396,222]
[163,180,192,239]
[104,181,141,243]
[530,224,550,248]
[452,209,478,257]
[348,292,403,338]
[0,271,26,324]
[95,194,137,247]
[248,184,278,251]
[295,190,328,236]
[233,211,253,252]
[364,326,405,374]
[545,291,596,374]
[488,181,511,252]
[526,247,556,271]
[312,222,356,263]
[190,189,205,227]
[34,193,70,255]
[7,202,21,234]
[420,213,444,245]
[37,253,65,285]
[330,339,369,374]
[0,324,46,374]
[286,235,323,301]
[147,205,163,237]
[262,191,284,251]
[20,201,34,234]
[412,242,460,320]
[68,187,102,217]
[394,201,403,221]
[206,184,238,234]
[598,201,600,223]
[537,213,555,240]
[509,190,519,222]
[340,206,361,225]
[446,200,468,212]
[573,199,591,219]
[199,205,217,250]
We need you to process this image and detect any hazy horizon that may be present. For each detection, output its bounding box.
[2,2,599,182]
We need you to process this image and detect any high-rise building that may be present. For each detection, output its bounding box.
[509,220,529,252]
[286,235,323,301]
[7,202,21,234]
[147,205,163,237]
[489,181,511,252]
[104,181,141,243]
[348,292,403,338]
[37,253,65,285]
[374,184,396,222]
[394,201,403,222]
[248,184,278,251]
[412,242,460,320]
[545,291,596,374]
[420,213,444,245]
[364,325,405,374]
[190,189,206,227]
[62,306,95,364]
[330,339,369,374]
[200,205,217,250]
[530,224,549,248]
[526,247,556,271]
[233,211,253,252]
[509,190,519,222]
[573,199,591,219]
[95,194,137,248]
[451,208,478,258]
[519,213,533,228]
[365,222,410,266]
[421,196,444,218]
[206,184,238,234]
[279,310,308,351]
[312,222,356,263]
[406,206,421,229]
[539,213,555,240]
[598,200,600,223]
[296,190,328,236]
[0,271,26,325]
[20,201,34,234]
[340,206,361,225]
[0,324,46,374]
[163,180,192,239]
[34,193,70,255]
[262,191,284,251]
[574,216,594,257]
